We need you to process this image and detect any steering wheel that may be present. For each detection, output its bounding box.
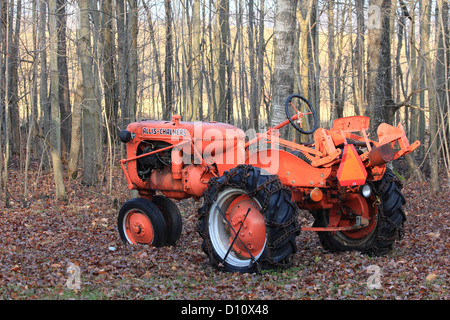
[285,94,318,135]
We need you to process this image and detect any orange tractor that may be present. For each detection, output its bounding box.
[118,94,420,273]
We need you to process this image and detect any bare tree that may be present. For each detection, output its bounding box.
[2,0,12,206]
[49,0,65,200]
[366,0,395,132]
[127,0,138,122]
[102,0,117,140]
[163,0,173,120]
[213,0,229,122]
[57,0,71,156]
[190,0,201,121]
[67,67,83,180]
[79,0,99,186]
[8,0,21,156]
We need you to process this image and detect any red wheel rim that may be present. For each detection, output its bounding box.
[124,211,154,244]
[226,195,266,258]
[340,193,377,239]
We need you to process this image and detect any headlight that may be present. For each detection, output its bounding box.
[119,130,134,143]
[361,184,372,198]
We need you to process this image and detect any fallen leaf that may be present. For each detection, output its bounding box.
[11,265,20,272]
[425,272,438,282]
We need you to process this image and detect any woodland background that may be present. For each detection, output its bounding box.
[0,0,449,300]
[1,0,450,199]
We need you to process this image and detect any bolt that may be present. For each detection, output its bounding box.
[133,224,142,234]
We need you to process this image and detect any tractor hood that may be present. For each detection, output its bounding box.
[122,115,246,143]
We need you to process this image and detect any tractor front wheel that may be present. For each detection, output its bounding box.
[198,165,300,273]
[152,195,183,246]
[118,198,168,247]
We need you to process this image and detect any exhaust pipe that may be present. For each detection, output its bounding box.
[368,144,394,166]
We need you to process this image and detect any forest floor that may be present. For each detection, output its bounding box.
[0,157,448,301]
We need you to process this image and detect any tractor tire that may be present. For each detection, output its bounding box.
[312,168,406,256]
[198,165,301,273]
[152,195,183,246]
[118,198,168,247]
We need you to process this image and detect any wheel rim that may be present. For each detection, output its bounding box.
[208,188,267,268]
[123,210,154,244]
[334,193,377,245]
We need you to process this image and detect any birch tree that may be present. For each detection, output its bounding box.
[270,0,298,131]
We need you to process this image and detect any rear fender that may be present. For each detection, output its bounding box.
[246,149,331,188]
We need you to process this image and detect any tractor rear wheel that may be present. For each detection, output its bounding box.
[118,198,168,247]
[198,165,300,273]
[312,168,406,256]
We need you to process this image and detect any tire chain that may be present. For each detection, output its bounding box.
[367,169,406,255]
[198,165,301,271]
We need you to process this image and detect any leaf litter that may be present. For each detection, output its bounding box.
[0,158,448,299]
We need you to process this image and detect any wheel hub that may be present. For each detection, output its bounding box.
[125,212,154,244]
[340,193,376,239]
[227,195,266,258]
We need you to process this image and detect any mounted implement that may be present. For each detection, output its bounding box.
[118,94,420,273]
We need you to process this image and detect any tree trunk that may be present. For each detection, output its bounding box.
[49,0,65,200]
[367,0,395,131]
[39,0,50,173]
[0,0,5,200]
[256,0,265,128]
[102,0,117,140]
[79,0,98,186]
[248,0,257,129]
[8,0,21,156]
[296,0,316,140]
[116,0,127,130]
[354,0,365,116]
[2,0,12,207]
[436,0,450,187]
[143,0,165,117]
[67,68,83,180]
[163,0,173,120]
[297,0,311,101]
[57,0,71,157]
[327,0,335,119]
[24,0,39,199]
[430,0,449,194]
[366,0,383,120]
[127,0,138,122]
[308,0,320,121]
[214,0,229,123]
[270,0,298,134]
[237,0,246,130]
[190,0,201,121]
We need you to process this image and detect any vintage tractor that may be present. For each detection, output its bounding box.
[117,94,420,273]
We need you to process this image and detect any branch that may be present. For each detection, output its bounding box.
[395,88,428,111]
